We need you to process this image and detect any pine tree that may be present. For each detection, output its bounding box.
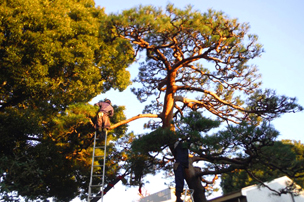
[105,4,303,202]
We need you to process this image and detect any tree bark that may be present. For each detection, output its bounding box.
[185,162,207,202]
[163,70,208,202]
[108,113,159,130]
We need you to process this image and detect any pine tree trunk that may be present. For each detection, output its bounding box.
[185,162,207,202]
[162,71,208,202]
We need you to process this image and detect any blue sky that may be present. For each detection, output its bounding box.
[86,0,304,201]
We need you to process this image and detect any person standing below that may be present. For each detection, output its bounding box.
[173,139,189,202]
[94,99,114,138]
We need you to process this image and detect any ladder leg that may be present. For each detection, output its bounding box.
[88,132,97,202]
[88,130,107,202]
[101,130,107,202]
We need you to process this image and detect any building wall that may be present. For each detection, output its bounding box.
[208,176,304,202]
[141,177,304,202]
[243,176,304,202]
[139,187,175,202]
[139,187,193,202]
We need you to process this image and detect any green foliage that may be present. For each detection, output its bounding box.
[0,0,134,200]
[0,0,133,112]
[220,140,304,194]
[247,89,303,120]
[1,2,302,201]
[112,4,302,123]
[127,128,176,186]
[110,4,302,202]
[0,107,43,156]
[132,128,176,154]
[0,101,129,201]
[112,4,264,112]
[128,113,220,185]
[110,4,302,198]
[0,140,84,201]
[180,111,221,133]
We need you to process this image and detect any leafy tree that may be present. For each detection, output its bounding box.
[104,4,303,202]
[221,139,304,194]
[0,0,133,201]
[1,2,303,202]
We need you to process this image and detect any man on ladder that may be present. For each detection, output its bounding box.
[88,99,114,202]
[94,99,114,138]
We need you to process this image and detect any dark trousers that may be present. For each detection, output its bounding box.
[174,163,185,196]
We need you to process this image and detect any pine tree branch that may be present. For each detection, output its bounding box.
[174,96,242,123]
[109,114,160,130]
[246,169,283,196]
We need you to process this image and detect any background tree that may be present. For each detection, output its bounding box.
[220,139,304,194]
[105,4,303,202]
[0,0,133,201]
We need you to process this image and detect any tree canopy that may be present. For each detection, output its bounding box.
[0,0,133,201]
[0,2,303,202]
[106,4,303,202]
[220,139,304,194]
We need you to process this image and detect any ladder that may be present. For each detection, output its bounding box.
[88,130,107,202]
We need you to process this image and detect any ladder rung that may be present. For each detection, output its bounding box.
[94,155,103,158]
[93,165,103,167]
[90,184,103,187]
[89,195,101,199]
[89,195,103,199]
[89,131,108,202]
[95,146,105,149]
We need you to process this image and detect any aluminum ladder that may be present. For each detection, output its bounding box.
[88,130,107,202]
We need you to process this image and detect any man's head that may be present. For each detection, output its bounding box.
[104,99,111,105]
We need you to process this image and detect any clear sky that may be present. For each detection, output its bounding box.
[84,0,304,201]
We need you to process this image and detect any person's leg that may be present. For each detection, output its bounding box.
[102,115,111,130]
[174,164,184,202]
[96,112,104,138]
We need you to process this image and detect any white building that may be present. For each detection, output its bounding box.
[139,187,175,202]
[209,176,304,202]
[139,176,304,202]
[139,187,193,202]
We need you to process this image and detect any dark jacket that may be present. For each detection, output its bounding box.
[173,141,189,167]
